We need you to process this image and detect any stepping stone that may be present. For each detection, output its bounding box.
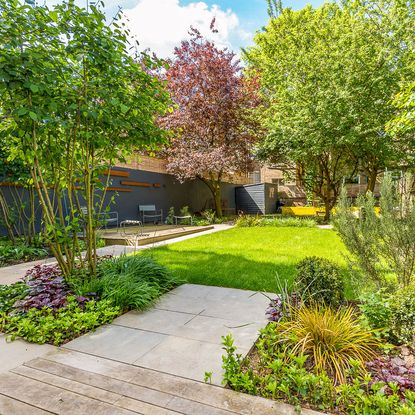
[65,324,167,363]
[133,335,248,384]
[113,308,194,335]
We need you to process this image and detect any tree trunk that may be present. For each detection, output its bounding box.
[366,169,378,193]
[213,185,223,218]
[323,198,332,222]
[0,189,16,243]
[197,176,223,217]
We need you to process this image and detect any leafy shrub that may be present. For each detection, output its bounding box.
[180,205,190,216]
[0,297,120,345]
[295,256,345,307]
[179,206,192,224]
[366,356,415,397]
[335,173,415,287]
[277,305,380,384]
[359,289,393,338]
[222,326,413,414]
[0,240,48,266]
[201,209,216,224]
[166,206,175,225]
[222,332,336,408]
[192,217,210,226]
[389,285,415,345]
[360,285,415,345]
[336,374,415,415]
[235,214,262,227]
[72,255,182,311]
[0,282,28,313]
[235,214,316,228]
[265,292,301,322]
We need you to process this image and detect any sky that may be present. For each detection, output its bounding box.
[49,0,324,57]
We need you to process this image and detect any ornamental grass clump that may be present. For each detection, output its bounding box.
[276,305,380,384]
[72,255,183,311]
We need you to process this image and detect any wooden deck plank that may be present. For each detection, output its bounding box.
[0,393,53,415]
[12,365,122,406]
[23,358,235,415]
[13,364,180,415]
[0,347,323,415]
[0,372,135,415]
[42,349,320,415]
[21,359,179,413]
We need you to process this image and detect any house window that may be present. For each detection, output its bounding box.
[248,171,261,184]
[272,178,284,186]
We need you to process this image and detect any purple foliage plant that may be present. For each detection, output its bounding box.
[13,264,87,312]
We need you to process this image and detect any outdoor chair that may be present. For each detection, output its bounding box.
[138,204,163,224]
[80,207,119,229]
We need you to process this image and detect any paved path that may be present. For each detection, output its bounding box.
[0,284,322,414]
[65,284,269,385]
[0,224,233,285]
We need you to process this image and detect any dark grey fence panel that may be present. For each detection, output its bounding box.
[1,168,238,235]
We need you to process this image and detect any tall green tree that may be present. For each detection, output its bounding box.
[246,1,413,219]
[0,0,170,277]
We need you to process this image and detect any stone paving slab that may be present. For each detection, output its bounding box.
[0,348,322,415]
[65,324,167,364]
[172,315,265,348]
[65,284,270,384]
[0,333,55,373]
[134,335,242,384]
[113,308,195,334]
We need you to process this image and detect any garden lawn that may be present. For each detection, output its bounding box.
[148,227,352,296]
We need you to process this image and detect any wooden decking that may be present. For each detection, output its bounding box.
[0,348,320,415]
[98,225,214,246]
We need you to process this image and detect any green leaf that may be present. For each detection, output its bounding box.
[120,104,129,114]
[28,112,38,121]
[29,84,39,93]
[49,101,58,112]
[50,11,58,22]
[17,108,28,116]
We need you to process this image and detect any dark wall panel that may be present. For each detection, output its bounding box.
[235,183,265,214]
[1,168,238,235]
[99,168,237,221]
[235,183,278,215]
[264,183,278,214]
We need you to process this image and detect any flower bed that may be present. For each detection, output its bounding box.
[222,317,415,414]
[0,238,48,267]
[0,255,182,345]
[220,256,415,414]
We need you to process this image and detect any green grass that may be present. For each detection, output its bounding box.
[147,227,353,296]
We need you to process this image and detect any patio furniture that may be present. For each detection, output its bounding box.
[80,207,119,229]
[120,220,144,237]
[119,220,145,250]
[173,215,193,226]
[139,204,163,224]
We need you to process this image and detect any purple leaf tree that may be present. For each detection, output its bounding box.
[162,24,263,216]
